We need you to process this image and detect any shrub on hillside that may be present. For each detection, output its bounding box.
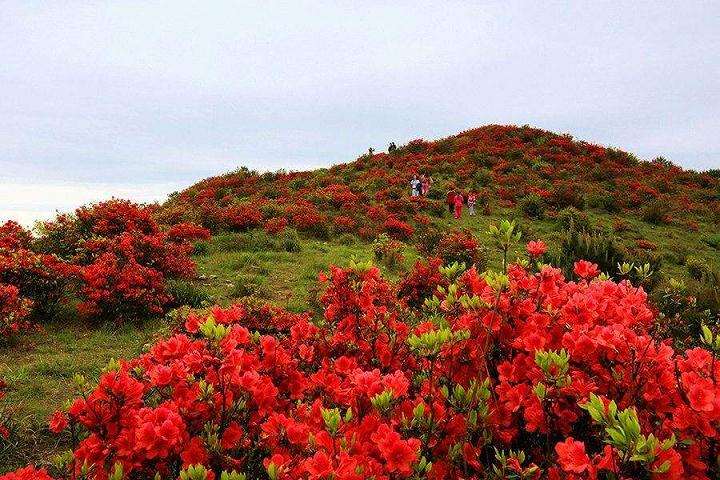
[686,255,713,281]
[556,207,592,232]
[382,216,414,240]
[397,257,447,310]
[0,283,34,340]
[264,217,288,235]
[0,221,77,319]
[433,229,486,270]
[222,204,264,231]
[21,256,720,479]
[372,234,404,269]
[704,233,720,250]
[36,200,209,322]
[550,181,585,209]
[518,193,546,219]
[641,198,672,224]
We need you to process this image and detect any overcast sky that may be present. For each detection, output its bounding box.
[1,1,718,225]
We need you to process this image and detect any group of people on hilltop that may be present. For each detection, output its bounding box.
[409,174,434,197]
[409,175,478,220]
[447,189,477,219]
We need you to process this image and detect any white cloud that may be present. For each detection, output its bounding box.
[0,181,184,227]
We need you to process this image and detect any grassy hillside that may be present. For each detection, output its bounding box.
[159,124,720,276]
[1,124,719,471]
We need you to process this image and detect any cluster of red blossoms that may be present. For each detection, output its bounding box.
[0,282,34,339]
[41,200,211,320]
[0,201,210,327]
[0,221,76,338]
[5,245,719,480]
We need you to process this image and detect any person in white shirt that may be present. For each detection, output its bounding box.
[410,175,421,197]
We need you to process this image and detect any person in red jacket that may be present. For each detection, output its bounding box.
[453,191,464,219]
[446,189,456,214]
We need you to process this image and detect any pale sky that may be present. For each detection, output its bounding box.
[1,1,719,225]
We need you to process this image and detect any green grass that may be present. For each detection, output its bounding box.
[0,319,163,469]
[193,232,416,312]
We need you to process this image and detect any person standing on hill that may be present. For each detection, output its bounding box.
[447,189,456,213]
[410,175,421,197]
[467,191,477,216]
[421,175,433,196]
[453,191,464,219]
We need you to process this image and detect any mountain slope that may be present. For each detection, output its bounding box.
[159,124,720,280]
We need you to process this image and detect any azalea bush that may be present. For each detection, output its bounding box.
[6,242,717,479]
[372,234,405,269]
[0,283,34,340]
[0,221,77,319]
[37,200,210,321]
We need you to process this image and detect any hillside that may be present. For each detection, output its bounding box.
[1,124,720,475]
[160,124,720,282]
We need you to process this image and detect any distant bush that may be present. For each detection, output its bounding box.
[518,193,546,219]
[415,228,444,256]
[556,206,591,232]
[686,256,713,281]
[430,230,487,270]
[383,216,414,240]
[641,198,671,224]
[372,234,405,270]
[337,233,356,246]
[704,233,720,250]
[550,182,585,209]
[231,273,269,299]
[192,240,209,256]
[585,191,620,213]
[279,228,302,253]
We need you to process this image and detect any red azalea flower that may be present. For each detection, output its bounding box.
[555,437,591,473]
[526,240,547,257]
[573,260,600,279]
[48,410,68,434]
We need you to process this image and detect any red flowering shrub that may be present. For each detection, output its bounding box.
[383,216,414,240]
[18,252,716,479]
[0,222,77,318]
[371,234,404,269]
[222,204,263,230]
[166,222,211,243]
[333,215,356,233]
[637,238,658,250]
[397,257,447,310]
[0,222,31,250]
[37,200,209,321]
[264,217,289,235]
[0,283,34,339]
[429,229,486,269]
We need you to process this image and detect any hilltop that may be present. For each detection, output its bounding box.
[159,124,720,286]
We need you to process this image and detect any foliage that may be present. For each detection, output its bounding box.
[518,193,546,219]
